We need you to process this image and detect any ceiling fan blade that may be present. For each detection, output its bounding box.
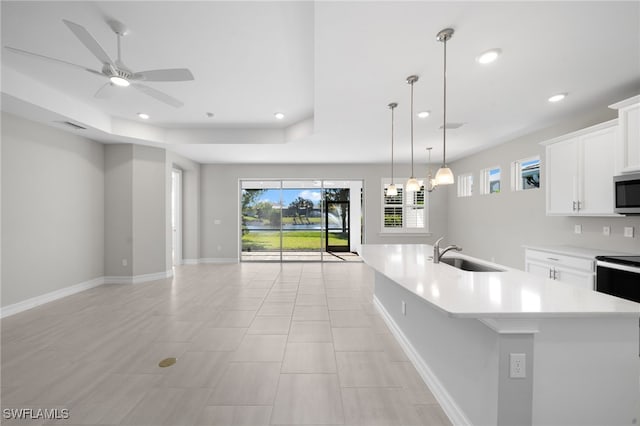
[132,68,194,82]
[94,82,117,99]
[4,46,103,76]
[63,19,114,67]
[132,83,183,108]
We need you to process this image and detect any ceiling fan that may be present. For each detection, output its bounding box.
[5,19,194,108]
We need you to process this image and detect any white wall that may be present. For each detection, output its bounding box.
[1,113,104,307]
[446,107,640,269]
[200,163,449,260]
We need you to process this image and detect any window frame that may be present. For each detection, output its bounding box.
[457,173,474,197]
[479,166,502,195]
[381,178,429,234]
[511,156,541,191]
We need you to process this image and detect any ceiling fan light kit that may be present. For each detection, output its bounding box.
[5,18,194,108]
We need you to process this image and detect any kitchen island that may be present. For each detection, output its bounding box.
[361,244,640,426]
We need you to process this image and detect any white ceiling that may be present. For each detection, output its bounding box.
[2,1,639,165]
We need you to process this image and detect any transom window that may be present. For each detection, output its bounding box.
[381,179,428,233]
[480,167,501,195]
[511,156,540,191]
[457,173,473,197]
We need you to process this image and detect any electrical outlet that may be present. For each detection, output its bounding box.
[401,301,406,316]
[624,227,635,238]
[510,353,526,379]
[603,226,611,236]
[122,259,128,267]
[214,219,221,225]
[217,245,222,251]
[574,224,582,234]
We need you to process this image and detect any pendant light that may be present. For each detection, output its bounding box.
[426,147,436,192]
[386,102,398,197]
[405,75,421,192]
[435,28,455,185]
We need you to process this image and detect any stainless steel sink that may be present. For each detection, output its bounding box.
[439,257,505,272]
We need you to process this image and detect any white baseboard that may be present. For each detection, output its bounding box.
[0,276,104,318]
[199,258,239,264]
[104,269,173,285]
[182,258,199,265]
[373,295,471,426]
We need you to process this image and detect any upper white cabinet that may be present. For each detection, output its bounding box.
[542,120,619,216]
[609,95,640,173]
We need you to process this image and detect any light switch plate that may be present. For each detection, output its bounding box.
[574,225,582,234]
[624,227,635,238]
[602,226,611,236]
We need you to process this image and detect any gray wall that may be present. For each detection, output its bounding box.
[104,144,169,278]
[446,107,640,269]
[200,163,448,260]
[104,144,133,276]
[1,113,104,306]
[132,145,167,276]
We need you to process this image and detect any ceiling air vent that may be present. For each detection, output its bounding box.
[56,121,86,130]
[440,122,464,130]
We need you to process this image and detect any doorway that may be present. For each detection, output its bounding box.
[325,188,350,252]
[171,169,182,266]
[240,179,362,262]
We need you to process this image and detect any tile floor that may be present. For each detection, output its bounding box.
[1,262,452,425]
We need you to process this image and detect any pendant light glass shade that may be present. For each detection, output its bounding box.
[435,166,454,185]
[387,102,398,197]
[406,178,420,192]
[436,28,455,185]
[405,75,420,191]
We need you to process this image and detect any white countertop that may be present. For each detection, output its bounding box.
[523,245,637,260]
[361,244,640,319]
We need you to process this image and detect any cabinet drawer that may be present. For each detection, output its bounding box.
[525,249,594,272]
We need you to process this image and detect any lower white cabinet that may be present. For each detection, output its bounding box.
[525,248,595,290]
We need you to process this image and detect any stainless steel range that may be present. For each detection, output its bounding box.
[595,255,640,303]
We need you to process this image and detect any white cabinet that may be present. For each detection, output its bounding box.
[609,95,640,173]
[525,248,594,291]
[542,120,619,216]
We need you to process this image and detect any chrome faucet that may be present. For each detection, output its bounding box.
[433,237,462,263]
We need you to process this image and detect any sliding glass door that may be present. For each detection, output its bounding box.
[240,180,362,262]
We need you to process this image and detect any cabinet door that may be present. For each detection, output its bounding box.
[620,103,640,172]
[525,260,553,279]
[553,266,594,290]
[579,126,618,215]
[546,138,578,215]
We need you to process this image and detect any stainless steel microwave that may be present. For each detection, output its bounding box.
[614,172,640,215]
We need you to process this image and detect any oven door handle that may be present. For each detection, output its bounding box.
[596,261,640,274]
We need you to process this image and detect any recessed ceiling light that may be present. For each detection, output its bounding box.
[548,93,567,103]
[274,112,285,120]
[476,49,501,65]
[110,76,130,87]
[417,111,430,118]
[137,113,150,120]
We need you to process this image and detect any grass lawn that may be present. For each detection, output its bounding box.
[242,230,348,251]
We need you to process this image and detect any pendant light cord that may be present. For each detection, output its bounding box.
[410,80,415,177]
[391,105,395,183]
[442,37,447,167]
